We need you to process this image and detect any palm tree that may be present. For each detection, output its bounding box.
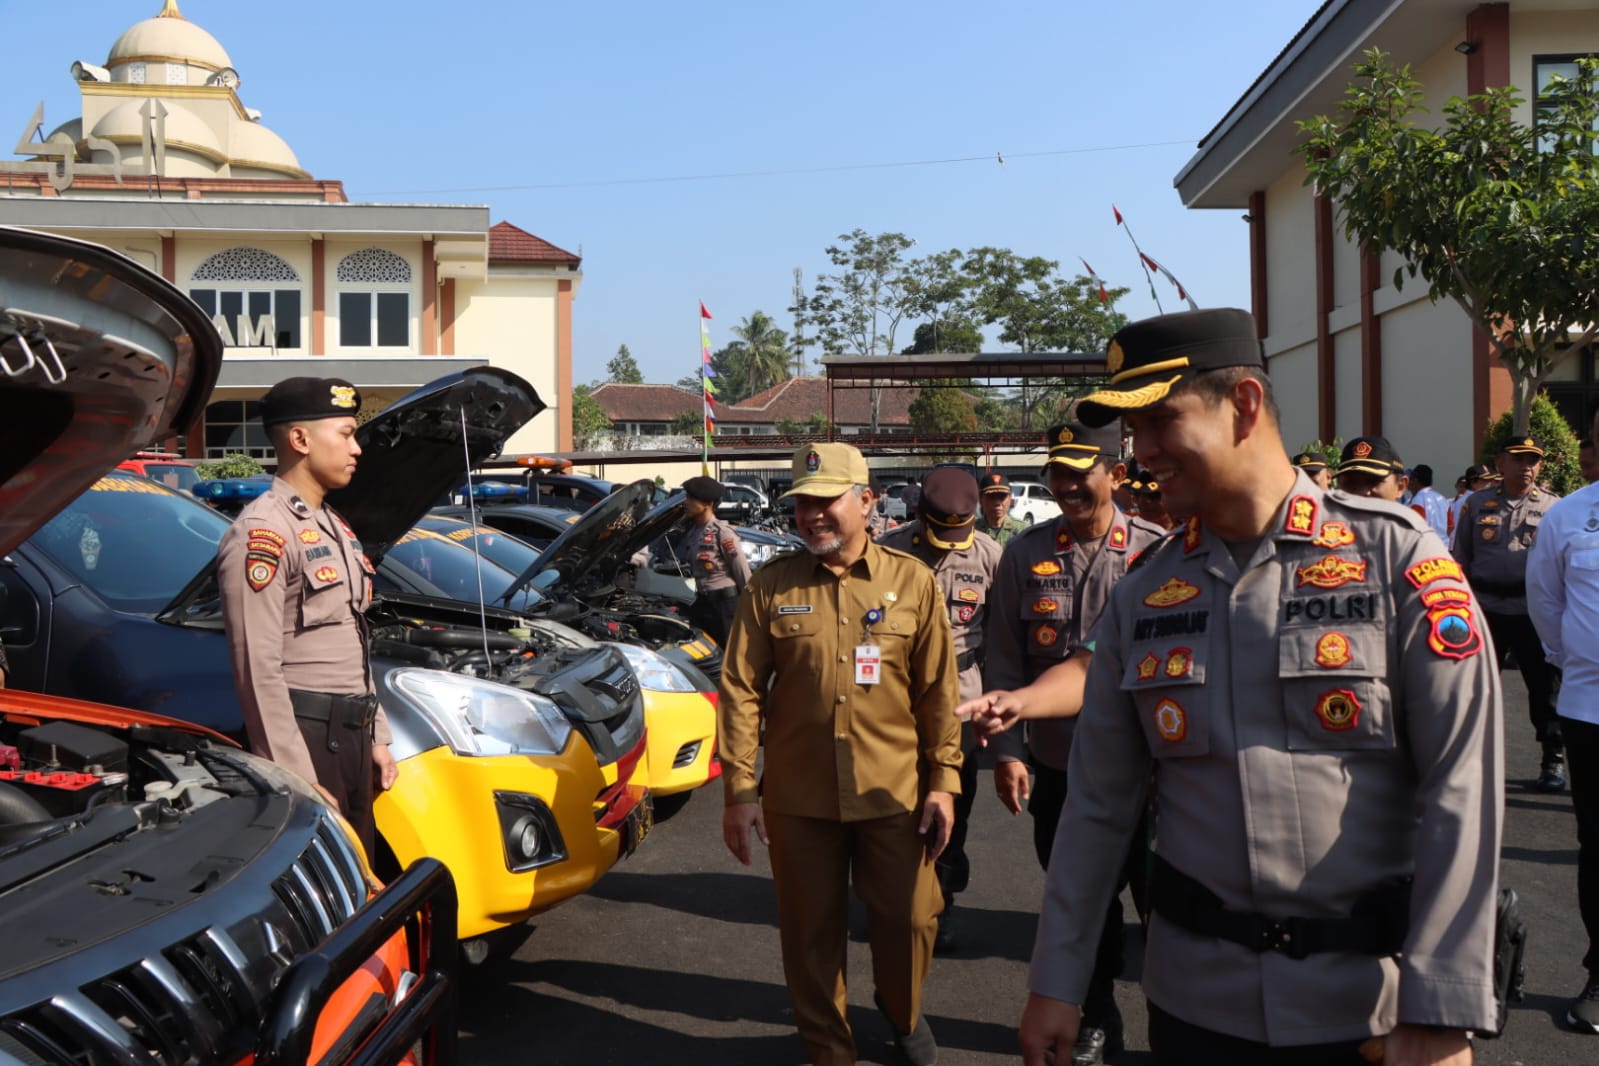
[729,311,795,400]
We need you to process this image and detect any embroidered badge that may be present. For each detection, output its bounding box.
[703,561,716,572]
[1032,598,1059,614]
[249,528,286,548]
[1163,648,1193,679]
[777,604,813,614]
[1144,577,1201,607]
[1153,697,1187,742]
[956,604,976,624]
[1295,555,1369,590]
[1057,426,1075,444]
[1109,526,1128,550]
[721,536,739,552]
[1284,496,1317,536]
[298,529,322,544]
[330,385,358,409]
[805,450,821,473]
[1056,529,1073,551]
[1482,499,1500,510]
[1312,522,1356,549]
[958,588,980,602]
[1314,688,1362,731]
[1106,340,1125,375]
[314,565,339,583]
[1481,528,1497,542]
[1421,587,1472,608]
[1032,560,1062,576]
[1183,516,1203,553]
[1137,653,1161,681]
[247,538,284,558]
[246,558,277,591]
[1035,623,1059,647]
[1352,441,1373,459]
[1315,632,1353,668]
[1427,603,1483,659]
[1405,557,1465,589]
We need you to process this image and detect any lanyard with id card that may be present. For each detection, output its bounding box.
[856,607,883,685]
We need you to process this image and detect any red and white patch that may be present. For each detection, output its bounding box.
[1109,525,1127,549]
[956,604,976,624]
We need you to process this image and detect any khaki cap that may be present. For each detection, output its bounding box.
[782,443,870,499]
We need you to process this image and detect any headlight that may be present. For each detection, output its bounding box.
[389,668,573,756]
[612,641,698,693]
[742,541,776,567]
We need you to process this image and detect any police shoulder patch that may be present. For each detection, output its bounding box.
[1406,557,1465,589]
[246,557,278,591]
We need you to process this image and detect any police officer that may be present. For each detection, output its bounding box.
[720,442,959,1066]
[1454,435,1565,791]
[1132,477,1175,531]
[218,377,397,861]
[1292,450,1334,490]
[977,472,1029,545]
[1021,308,1503,1066]
[1335,436,1409,502]
[986,417,1166,1064]
[878,466,1001,953]
[666,476,751,646]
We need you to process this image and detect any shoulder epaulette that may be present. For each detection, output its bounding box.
[1322,490,1430,531]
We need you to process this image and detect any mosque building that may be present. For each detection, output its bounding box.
[0,0,579,459]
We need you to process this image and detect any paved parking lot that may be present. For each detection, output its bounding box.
[459,674,1596,1064]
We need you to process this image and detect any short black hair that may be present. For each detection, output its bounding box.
[1180,366,1281,425]
[1411,464,1433,487]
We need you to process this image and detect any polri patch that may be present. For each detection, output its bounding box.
[776,604,813,615]
[1405,557,1464,589]
[1314,688,1362,731]
[246,555,278,592]
[956,604,976,624]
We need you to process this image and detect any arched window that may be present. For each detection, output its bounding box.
[336,247,413,349]
[189,247,302,350]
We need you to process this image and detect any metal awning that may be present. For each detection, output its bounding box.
[215,355,489,389]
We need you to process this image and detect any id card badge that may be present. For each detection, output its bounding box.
[855,644,882,685]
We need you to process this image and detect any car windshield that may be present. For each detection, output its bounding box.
[383,526,547,611]
[415,517,547,579]
[29,474,231,613]
[141,462,200,494]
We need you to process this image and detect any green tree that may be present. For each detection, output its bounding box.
[1480,392,1583,496]
[903,248,975,353]
[723,310,795,401]
[674,373,701,391]
[606,343,643,384]
[908,387,979,462]
[1299,51,1599,434]
[670,410,705,437]
[571,384,612,449]
[902,316,984,355]
[195,453,264,479]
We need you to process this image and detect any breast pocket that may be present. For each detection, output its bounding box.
[1020,594,1070,659]
[1278,625,1394,751]
[299,565,348,628]
[1122,645,1211,759]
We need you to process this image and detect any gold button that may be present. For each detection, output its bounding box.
[790,624,799,631]
[836,695,846,704]
[891,623,900,631]
[839,655,847,663]
[836,734,847,740]
[841,579,849,586]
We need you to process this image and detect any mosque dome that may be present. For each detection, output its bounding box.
[90,98,225,160]
[106,1,232,74]
[230,121,304,177]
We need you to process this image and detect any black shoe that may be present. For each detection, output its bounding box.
[933,905,958,955]
[1536,752,1568,793]
[1568,976,1599,1033]
[875,993,938,1066]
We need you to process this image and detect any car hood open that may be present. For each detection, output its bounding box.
[500,479,688,602]
[0,227,222,557]
[329,367,544,565]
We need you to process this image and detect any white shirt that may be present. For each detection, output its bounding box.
[1526,480,1599,725]
[1410,485,1451,543]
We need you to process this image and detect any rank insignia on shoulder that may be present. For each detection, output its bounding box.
[1153,698,1187,742]
[957,588,980,602]
[1285,496,1317,536]
[1296,555,1369,590]
[298,529,322,544]
[1034,623,1059,647]
[1427,603,1482,659]
[1137,653,1160,681]
[1144,577,1201,608]
[1055,530,1073,551]
[1406,557,1464,588]
[313,565,339,583]
[1109,526,1127,550]
[245,558,278,592]
[1314,632,1352,669]
[1031,560,1062,576]
[1314,688,1362,731]
[1163,648,1193,679]
[1183,516,1203,552]
[1032,598,1059,614]
[1312,521,1356,549]
[249,528,286,548]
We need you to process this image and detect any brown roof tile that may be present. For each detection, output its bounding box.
[489,220,581,266]
[591,382,702,421]
[721,377,915,426]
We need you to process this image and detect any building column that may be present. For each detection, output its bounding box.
[1360,248,1382,435]
[1467,2,1513,451]
[440,278,456,356]
[421,239,437,356]
[1247,190,1267,340]
[557,279,574,451]
[1314,193,1335,441]
[311,238,326,353]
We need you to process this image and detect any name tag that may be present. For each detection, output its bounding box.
[855,644,881,685]
[777,604,813,615]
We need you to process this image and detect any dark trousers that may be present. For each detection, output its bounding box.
[1567,716,1599,974]
[1485,611,1562,746]
[689,591,738,647]
[936,747,980,901]
[1148,1001,1368,1065]
[1031,762,1125,1027]
[297,716,376,862]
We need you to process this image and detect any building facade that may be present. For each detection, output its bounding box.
[1177,0,1599,471]
[0,1,580,459]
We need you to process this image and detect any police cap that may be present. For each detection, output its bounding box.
[1044,419,1120,471]
[1077,308,1263,427]
[1500,435,1546,459]
[260,377,361,427]
[1337,436,1405,478]
[978,472,1011,496]
[919,467,979,550]
[682,476,725,503]
[1291,451,1329,475]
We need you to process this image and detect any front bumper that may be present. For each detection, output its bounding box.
[640,690,718,797]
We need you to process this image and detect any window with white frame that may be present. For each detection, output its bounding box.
[336,247,413,349]
[189,247,302,349]
[203,399,272,460]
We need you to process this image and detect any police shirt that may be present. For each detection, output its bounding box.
[876,519,1002,702]
[1527,480,1599,726]
[1452,484,1558,613]
[218,477,390,787]
[718,539,961,821]
[1029,473,1503,1043]
[985,508,1167,769]
[673,516,752,593]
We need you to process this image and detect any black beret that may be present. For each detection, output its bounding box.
[260,377,361,427]
[1338,436,1405,478]
[1043,420,1121,470]
[1078,308,1263,427]
[682,476,725,502]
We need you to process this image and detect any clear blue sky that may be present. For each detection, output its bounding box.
[6,1,1324,384]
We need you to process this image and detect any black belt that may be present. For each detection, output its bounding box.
[289,689,378,731]
[699,586,740,602]
[1150,853,1410,960]
[956,648,983,672]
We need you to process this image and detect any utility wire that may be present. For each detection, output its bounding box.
[368,139,1196,196]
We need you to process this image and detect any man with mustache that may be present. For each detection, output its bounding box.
[218,376,397,861]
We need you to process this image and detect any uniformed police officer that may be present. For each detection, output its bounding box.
[1132,477,1175,531]
[218,377,397,861]
[1021,308,1503,1066]
[1292,450,1335,490]
[986,417,1166,1065]
[720,442,960,1066]
[666,475,752,646]
[977,472,1029,545]
[878,466,1001,953]
[1454,436,1565,792]
[1335,436,1409,503]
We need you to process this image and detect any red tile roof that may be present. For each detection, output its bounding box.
[723,377,915,427]
[591,383,702,421]
[489,221,581,266]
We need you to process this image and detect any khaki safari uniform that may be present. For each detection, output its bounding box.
[668,515,751,645]
[1454,483,1562,747]
[1031,475,1504,1044]
[976,513,1029,546]
[719,539,960,1065]
[219,477,390,855]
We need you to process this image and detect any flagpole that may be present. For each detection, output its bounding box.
[1112,204,1164,314]
[699,302,715,476]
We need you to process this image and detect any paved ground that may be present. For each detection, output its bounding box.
[458,672,1596,1064]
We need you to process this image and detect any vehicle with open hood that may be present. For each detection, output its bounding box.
[2,362,651,954]
[0,227,457,1064]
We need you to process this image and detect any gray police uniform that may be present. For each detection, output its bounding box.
[1031,475,1503,1044]
[1453,484,1562,747]
[671,516,751,645]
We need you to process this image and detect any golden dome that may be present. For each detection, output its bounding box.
[106,1,232,73]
